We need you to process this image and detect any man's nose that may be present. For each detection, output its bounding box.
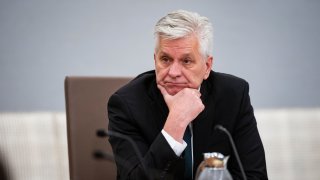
[168,61,182,78]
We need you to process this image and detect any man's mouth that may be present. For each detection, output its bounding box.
[164,82,187,87]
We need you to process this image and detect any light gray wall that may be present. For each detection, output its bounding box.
[1,0,320,111]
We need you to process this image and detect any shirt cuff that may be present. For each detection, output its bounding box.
[161,129,187,156]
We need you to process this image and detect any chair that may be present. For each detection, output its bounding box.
[64,76,132,180]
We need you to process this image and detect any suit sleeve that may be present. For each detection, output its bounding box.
[107,93,183,180]
[229,82,268,180]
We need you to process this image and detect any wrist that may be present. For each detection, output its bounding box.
[163,114,188,143]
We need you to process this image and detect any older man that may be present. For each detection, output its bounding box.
[108,10,268,180]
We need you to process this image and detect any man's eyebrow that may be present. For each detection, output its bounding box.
[159,52,193,58]
[158,52,171,57]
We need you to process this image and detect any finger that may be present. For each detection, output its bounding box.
[191,89,201,97]
[157,84,169,97]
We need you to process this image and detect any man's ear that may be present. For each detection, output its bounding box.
[204,56,213,80]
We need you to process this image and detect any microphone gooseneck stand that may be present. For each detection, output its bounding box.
[96,129,151,180]
[214,125,247,180]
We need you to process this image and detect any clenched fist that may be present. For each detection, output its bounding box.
[158,84,205,143]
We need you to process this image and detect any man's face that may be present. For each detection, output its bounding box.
[154,35,213,95]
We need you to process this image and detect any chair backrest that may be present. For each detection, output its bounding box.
[64,76,132,180]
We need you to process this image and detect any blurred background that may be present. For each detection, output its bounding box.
[0,0,319,179]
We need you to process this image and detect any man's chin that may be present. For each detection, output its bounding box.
[166,87,184,95]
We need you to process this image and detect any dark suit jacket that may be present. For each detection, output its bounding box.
[108,70,268,180]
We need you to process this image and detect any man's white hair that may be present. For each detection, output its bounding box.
[154,10,213,58]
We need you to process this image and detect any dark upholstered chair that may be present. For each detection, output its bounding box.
[64,76,131,180]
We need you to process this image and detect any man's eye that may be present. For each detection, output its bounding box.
[182,59,192,64]
[161,57,170,63]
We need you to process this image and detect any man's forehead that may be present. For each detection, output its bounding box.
[158,41,196,54]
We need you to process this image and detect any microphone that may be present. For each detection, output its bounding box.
[214,125,247,180]
[93,150,115,162]
[96,129,151,180]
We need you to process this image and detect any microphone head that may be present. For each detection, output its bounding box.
[214,125,224,131]
[96,129,108,137]
[214,125,229,134]
[93,150,115,162]
[93,151,104,159]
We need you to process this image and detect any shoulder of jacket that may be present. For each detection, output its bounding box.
[211,71,248,88]
[115,70,156,95]
[206,71,249,97]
